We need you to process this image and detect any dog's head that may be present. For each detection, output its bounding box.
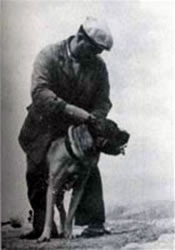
[88,118,130,156]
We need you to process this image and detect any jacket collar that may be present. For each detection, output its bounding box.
[57,36,76,78]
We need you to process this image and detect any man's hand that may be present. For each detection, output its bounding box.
[65,104,92,122]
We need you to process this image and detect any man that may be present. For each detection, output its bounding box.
[19,16,113,239]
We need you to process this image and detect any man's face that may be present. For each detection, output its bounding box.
[73,32,103,62]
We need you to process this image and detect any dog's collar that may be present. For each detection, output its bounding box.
[65,126,82,161]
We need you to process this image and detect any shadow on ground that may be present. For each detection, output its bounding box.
[2,200,174,250]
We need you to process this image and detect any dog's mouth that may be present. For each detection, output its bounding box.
[118,143,128,155]
[97,130,130,156]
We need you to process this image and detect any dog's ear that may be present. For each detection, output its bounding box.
[87,118,120,138]
[71,124,94,154]
[87,118,107,137]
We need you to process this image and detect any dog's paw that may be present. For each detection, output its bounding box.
[37,234,51,243]
[64,224,73,239]
[65,233,73,239]
[64,230,73,240]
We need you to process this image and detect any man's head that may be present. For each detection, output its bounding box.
[70,17,113,61]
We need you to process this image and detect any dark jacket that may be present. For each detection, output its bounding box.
[19,37,112,164]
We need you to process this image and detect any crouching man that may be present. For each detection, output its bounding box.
[19,16,114,239]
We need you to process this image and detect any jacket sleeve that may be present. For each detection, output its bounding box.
[91,62,112,118]
[31,46,91,123]
[31,46,67,119]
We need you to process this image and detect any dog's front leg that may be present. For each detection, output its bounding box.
[38,166,68,243]
[65,187,84,239]
[56,195,66,236]
[65,168,90,239]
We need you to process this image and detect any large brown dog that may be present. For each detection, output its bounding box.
[37,119,129,242]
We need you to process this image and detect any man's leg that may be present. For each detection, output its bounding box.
[74,165,108,237]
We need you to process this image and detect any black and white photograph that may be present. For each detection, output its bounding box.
[1,1,174,249]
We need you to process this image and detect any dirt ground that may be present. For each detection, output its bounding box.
[2,201,175,250]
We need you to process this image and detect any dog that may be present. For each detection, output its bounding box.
[37,118,130,242]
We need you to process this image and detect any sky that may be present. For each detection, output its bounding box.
[1,0,174,220]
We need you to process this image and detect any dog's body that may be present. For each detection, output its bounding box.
[37,120,130,242]
[38,125,97,242]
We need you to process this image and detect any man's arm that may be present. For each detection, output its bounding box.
[31,46,92,123]
[90,62,112,119]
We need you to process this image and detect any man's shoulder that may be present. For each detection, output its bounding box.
[41,40,64,53]
[93,55,107,72]
[35,40,66,62]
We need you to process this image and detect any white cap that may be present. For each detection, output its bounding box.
[82,16,113,51]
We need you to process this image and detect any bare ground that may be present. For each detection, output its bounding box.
[2,201,175,250]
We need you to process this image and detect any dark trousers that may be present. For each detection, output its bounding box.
[74,164,105,226]
[26,156,105,232]
[26,157,48,233]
